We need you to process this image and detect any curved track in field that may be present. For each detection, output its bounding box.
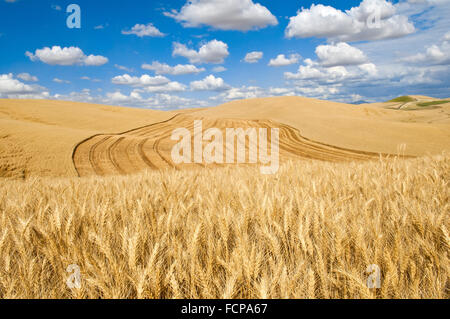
[73,114,389,177]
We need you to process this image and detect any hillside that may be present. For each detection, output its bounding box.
[370,95,450,111]
[194,96,450,156]
[0,99,174,178]
[1,96,449,178]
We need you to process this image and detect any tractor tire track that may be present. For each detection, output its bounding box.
[73,114,399,177]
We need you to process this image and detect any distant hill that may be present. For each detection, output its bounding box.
[350,100,372,105]
[388,96,416,103]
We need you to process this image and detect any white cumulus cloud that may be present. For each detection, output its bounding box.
[142,61,205,75]
[244,51,263,63]
[121,23,165,37]
[53,78,71,84]
[358,63,378,76]
[212,85,266,101]
[83,54,109,66]
[143,82,187,93]
[173,40,229,64]
[285,0,415,42]
[165,0,278,31]
[26,46,108,66]
[17,73,38,82]
[0,73,36,94]
[316,42,368,67]
[111,74,170,87]
[190,75,230,91]
[111,74,186,93]
[0,73,49,99]
[285,62,350,82]
[402,39,450,65]
[268,54,301,67]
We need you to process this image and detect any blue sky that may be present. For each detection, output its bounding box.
[0,0,449,109]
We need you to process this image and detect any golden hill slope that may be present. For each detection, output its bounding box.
[0,99,174,178]
[367,95,450,111]
[194,96,450,156]
[1,96,449,178]
[73,114,384,177]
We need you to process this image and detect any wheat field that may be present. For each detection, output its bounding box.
[1,155,448,298]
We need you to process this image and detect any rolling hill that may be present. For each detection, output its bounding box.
[1,96,449,178]
[0,99,174,178]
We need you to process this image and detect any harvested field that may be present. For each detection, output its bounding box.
[73,114,384,177]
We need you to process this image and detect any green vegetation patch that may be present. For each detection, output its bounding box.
[388,96,415,103]
[417,100,449,107]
